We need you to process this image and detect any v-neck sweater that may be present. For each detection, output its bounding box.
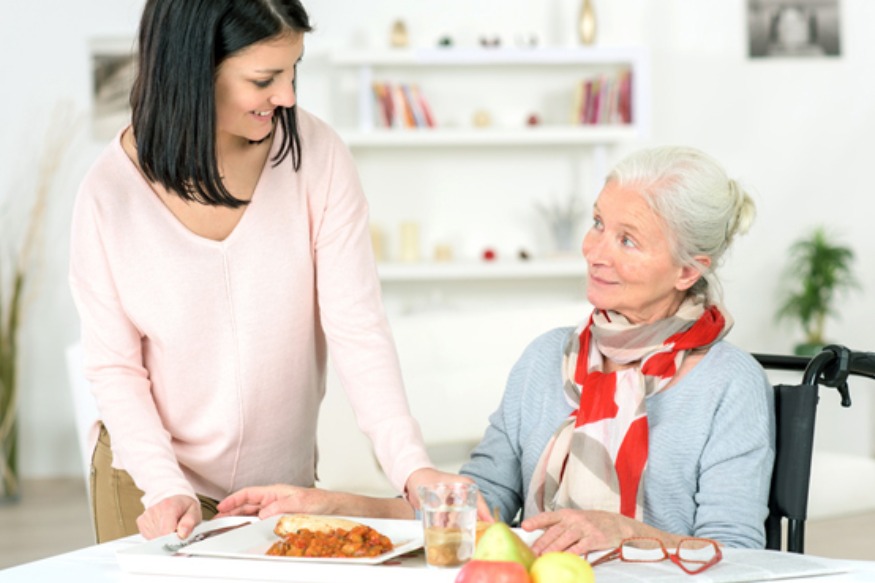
[69,109,430,507]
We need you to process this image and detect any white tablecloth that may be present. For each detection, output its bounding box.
[2,521,875,583]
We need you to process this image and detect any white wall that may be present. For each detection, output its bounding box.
[1,0,873,481]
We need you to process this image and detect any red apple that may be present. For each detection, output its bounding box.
[455,559,532,583]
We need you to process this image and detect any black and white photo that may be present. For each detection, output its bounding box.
[748,0,841,58]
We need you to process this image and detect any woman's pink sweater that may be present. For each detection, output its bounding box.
[69,110,431,507]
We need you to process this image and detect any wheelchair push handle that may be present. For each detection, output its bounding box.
[804,345,875,408]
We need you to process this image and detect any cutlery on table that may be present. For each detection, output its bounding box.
[162,522,250,553]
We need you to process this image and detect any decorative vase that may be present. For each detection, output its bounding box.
[399,221,421,263]
[390,19,409,48]
[0,288,24,504]
[551,219,578,254]
[1,264,22,505]
[0,411,21,506]
[578,0,597,46]
[0,354,20,504]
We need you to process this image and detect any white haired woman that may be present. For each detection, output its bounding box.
[460,145,775,554]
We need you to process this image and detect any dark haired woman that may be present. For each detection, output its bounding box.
[69,0,462,543]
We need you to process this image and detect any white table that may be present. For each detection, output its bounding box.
[2,519,875,583]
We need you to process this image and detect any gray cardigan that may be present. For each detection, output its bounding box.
[460,327,775,549]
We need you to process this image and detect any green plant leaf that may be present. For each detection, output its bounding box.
[775,226,860,346]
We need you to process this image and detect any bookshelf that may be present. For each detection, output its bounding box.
[341,126,640,148]
[327,46,650,285]
[330,46,650,140]
[377,258,586,282]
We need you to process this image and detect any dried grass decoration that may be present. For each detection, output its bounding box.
[0,105,79,501]
[536,193,588,255]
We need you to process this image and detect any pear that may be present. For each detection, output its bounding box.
[472,521,536,570]
[530,552,594,583]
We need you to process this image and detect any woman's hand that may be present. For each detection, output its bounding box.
[216,484,415,520]
[216,485,338,519]
[521,509,634,556]
[137,494,202,540]
[404,468,493,522]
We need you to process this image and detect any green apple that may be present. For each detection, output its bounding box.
[530,551,595,583]
[472,522,536,571]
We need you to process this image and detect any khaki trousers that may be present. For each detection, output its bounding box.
[90,424,218,543]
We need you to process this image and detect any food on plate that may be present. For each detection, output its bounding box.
[273,514,364,537]
[267,515,394,558]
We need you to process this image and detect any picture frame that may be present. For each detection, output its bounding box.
[747,0,841,58]
[90,38,137,141]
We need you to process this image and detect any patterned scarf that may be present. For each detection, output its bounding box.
[524,297,733,520]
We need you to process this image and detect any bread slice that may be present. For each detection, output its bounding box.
[274,514,365,537]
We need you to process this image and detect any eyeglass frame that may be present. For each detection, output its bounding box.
[589,536,723,575]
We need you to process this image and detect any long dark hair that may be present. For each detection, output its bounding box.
[130,0,312,208]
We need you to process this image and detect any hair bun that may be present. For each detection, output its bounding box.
[727,179,756,240]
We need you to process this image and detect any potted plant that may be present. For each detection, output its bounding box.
[535,193,588,255]
[0,104,79,503]
[775,226,860,356]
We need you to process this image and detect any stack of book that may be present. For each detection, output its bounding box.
[371,82,436,129]
[571,69,633,125]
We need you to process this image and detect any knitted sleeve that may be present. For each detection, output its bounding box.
[461,328,572,523]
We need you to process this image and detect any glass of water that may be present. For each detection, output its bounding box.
[417,482,479,567]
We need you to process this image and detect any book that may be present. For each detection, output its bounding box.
[371,82,392,128]
[401,84,426,128]
[410,84,436,128]
[372,80,437,129]
[573,68,633,126]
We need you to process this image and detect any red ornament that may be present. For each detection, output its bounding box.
[482,248,497,261]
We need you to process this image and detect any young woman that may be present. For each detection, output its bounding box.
[69,0,468,543]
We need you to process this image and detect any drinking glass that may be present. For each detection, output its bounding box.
[417,482,479,567]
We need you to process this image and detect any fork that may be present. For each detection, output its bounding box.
[162,522,250,553]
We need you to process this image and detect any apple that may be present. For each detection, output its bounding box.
[455,559,531,583]
[530,551,595,583]
[473,522,536,570]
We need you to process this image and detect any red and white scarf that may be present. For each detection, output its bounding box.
[525,297,733,520]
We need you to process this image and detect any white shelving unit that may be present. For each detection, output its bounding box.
[328,46,650,286]
[341,125,640,148]
[331,46,651,144]
[377,258,586,282]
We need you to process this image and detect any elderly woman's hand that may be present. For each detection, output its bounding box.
[216,484,339,519]
[521,509,635,556]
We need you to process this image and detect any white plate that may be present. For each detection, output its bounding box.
[177,515,423,565]
[115,518,543,582]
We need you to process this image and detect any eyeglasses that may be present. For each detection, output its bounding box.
[589,537,722,575]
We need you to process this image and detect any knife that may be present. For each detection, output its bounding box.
[163,522,250,553]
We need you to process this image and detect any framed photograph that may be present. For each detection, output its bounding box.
[90,38,137,141]
[747,0,841,58]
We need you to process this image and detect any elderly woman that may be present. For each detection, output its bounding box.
[218,146,774,554]
[460,145,774,553]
